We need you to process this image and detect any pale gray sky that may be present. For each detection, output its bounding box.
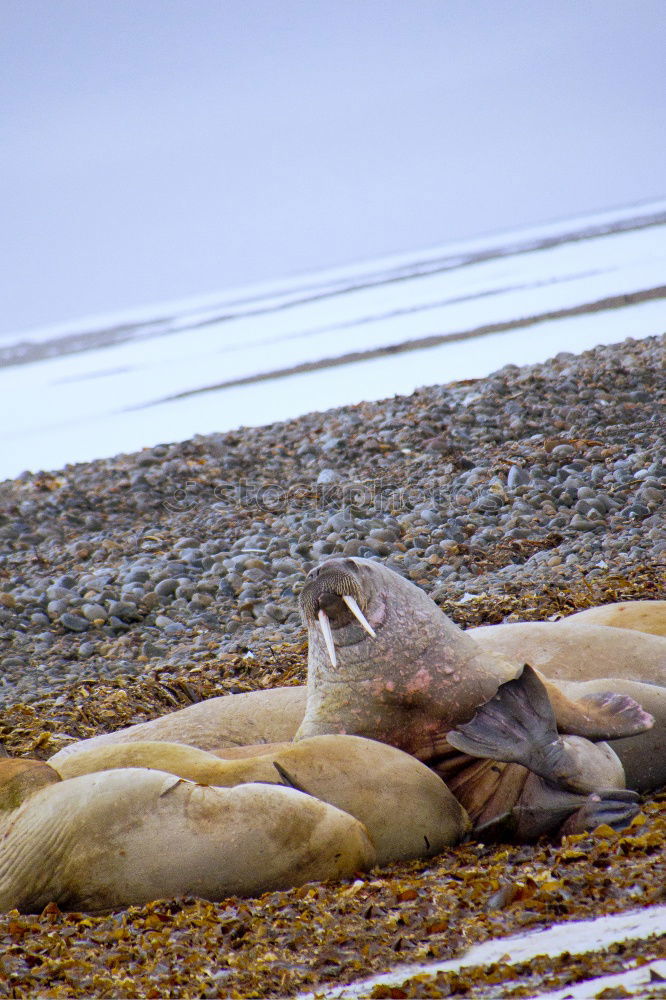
[2,0,665,335]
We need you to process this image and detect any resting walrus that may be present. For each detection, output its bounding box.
[294,558,665,836]
[51,559,665,839]
[0,757,375,914]
[560,599,666,637]
[50,734,470,867]
[1,732,471,912]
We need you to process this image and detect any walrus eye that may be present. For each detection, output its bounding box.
[341,595,376,638]
[318,609,337,668]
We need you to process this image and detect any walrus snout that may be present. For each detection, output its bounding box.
[300,560,377,667]
[299,559,366,623]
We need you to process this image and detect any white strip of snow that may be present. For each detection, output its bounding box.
[297,904,666,1000]
[535,960,666,999]
[2,197,664,346]
[1,205,664,479]
[2,294,662,481]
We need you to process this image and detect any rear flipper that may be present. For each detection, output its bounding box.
[474,774,640,842]
[558,789,641,837]
[447,664,626,794]
[273,761,312,796]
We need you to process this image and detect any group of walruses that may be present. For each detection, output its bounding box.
[1,558,664,913]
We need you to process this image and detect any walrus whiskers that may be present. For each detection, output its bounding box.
[318,609,337,667]
[342,595,376,638]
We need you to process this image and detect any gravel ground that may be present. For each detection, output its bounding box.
[0,334,665,998]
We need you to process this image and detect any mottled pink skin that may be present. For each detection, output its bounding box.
[296,558,518,759]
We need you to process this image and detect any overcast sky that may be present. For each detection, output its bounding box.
[2,0,665,336]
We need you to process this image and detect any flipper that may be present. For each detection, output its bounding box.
[473,775,640,842]
[273,761,312,796]
[559,789,641,836]
[447,665,630,794]
[513,774,640,839]
[543,679,654,740]
[447,665,573,782]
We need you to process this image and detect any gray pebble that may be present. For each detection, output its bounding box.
[156,614,177,629]
[507,465,529,488]
[81,603,108,622]
[2,656,26,669]
[107,600,140,621]
[625,503,651,519]
[317,468,341,485]
[46,585,74,602]
[47,599,71,618]
[143,641,167,657]
[164,622,187,636]
[569,519,595,532]
[60,612,90,632]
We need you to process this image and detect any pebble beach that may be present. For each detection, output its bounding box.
[0,333,665,998]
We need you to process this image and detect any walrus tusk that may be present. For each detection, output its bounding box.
[342,595,376,638]
[318,609,337,668]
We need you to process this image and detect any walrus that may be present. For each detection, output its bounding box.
[49,686,307,762]
[0,758,375,914]
[469,621,666,686]
[293,558,662,835]
[52,588,666,762]
[558,599,666,637]
[50,735,470,866]
[468,619,666,795]
[49,561,665,836]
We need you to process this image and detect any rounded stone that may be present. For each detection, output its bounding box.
[507,465,529,488]
[317,468,342,484]
[60,613,90,632]
[107,600,140,621]
[81,603,108,622]
[626,503,651,519]
[47,599,71,618]
[570,514,600,531]
[46,585,74,602]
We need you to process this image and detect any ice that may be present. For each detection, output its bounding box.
[1,201,664,480]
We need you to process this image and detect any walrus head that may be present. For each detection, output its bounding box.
[299,558,379,667]
[296,558,517,756]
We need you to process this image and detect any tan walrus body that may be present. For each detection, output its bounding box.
[469,621,666,686]
[49,686,307,762]
[52,734,470,866]
[0,759,375,914]
[469,619,666,795]
[561,599,666,637]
